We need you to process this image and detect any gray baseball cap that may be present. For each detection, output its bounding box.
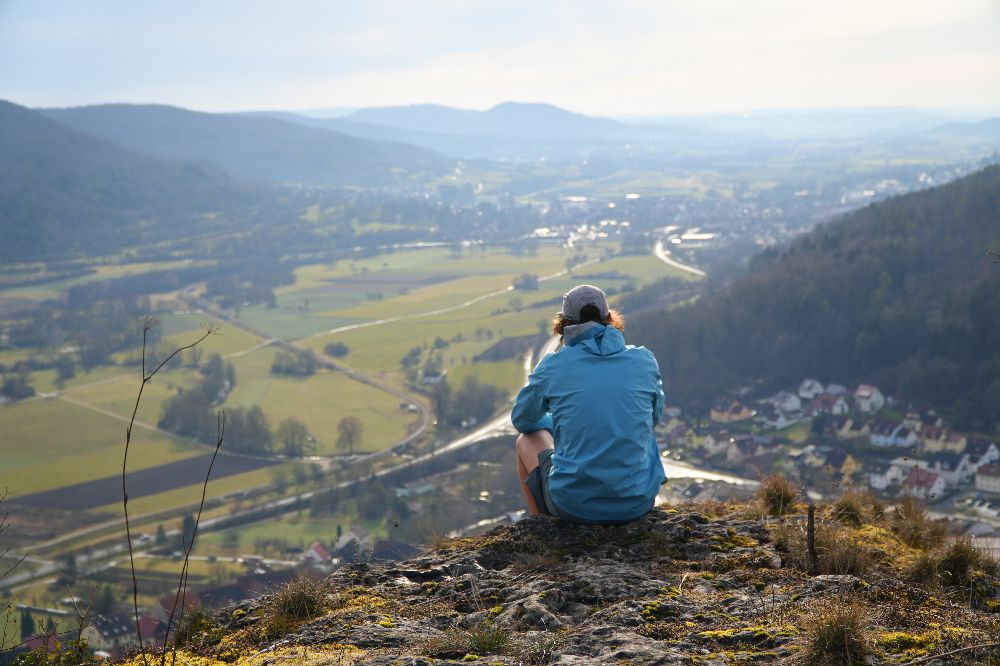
[561,284,609,321]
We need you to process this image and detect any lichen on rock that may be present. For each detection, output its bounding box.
[132,505,1000,665]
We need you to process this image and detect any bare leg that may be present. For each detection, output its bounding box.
[516,430,555,515]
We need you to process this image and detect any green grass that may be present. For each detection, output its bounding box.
[237,245,589,340]
[0,398,202,499]
[196,510,386,556]
[448,360,524,397]
[223,348,414,454]
[298,243,685,389]
[64,367,202,424]
[0,260,214,302]
[773,420,813,443]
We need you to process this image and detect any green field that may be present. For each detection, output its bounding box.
[236,244,593,340]
[297,244,694,396]
[1,239,698,544]
[0,398,202,499]
[224,347,413,454]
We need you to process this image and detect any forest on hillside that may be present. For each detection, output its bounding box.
[632,165,1000,430]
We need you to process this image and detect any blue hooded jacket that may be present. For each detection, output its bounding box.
[511,323,666,522]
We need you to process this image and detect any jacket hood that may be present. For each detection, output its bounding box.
[566,323,626,356]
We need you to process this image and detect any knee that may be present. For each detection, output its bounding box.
[516,429,553,456]
[515,432,530,453]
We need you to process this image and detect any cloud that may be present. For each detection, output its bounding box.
[0,0,997,113]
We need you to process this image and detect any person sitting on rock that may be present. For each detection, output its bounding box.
[512,284,666,524]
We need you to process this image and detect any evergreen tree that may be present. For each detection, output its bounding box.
[20,609,35,640]
[95,585,115,615]
[179,513,196,550]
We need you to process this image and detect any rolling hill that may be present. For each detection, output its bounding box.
[0,100,265,261]
[258,102,690,160]
[630,165,1000,428]
[344,101,625,137]
[41,103,448,187]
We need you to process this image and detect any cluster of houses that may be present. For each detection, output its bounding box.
[708,380,885,430]
[664,378,1000,503]
[15,531,423,661]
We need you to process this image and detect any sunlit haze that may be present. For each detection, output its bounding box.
[1,0,998,115]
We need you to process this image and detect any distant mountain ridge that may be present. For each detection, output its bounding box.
[344,101,625,137]
[257,102,679,160]
[41,103,448,187]
[631,164,1000,429]
[0,100,264,261]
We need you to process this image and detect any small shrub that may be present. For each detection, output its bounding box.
[800,597,871,666]
[13,639,100,666]
[173,604,217,648]
[757,474,798,517]
[890,496,948,549]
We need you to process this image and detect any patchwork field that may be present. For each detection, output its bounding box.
[0,239,698,546]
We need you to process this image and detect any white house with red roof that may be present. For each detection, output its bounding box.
[798,378,825,401]
[976,464,1000,494]
[805,393,850,417]
[854,385,885,414]
[301,542,332,568]
[902,467,946,499]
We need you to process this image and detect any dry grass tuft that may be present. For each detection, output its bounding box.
[799,596,872,666]
[937,537,999,589]
[905,537,1000,608]
[831,489,885,527]
[757,474,799,517]
[262,576,328,637]
[889,496,948,550]
[772,520,875,576]
[422,621,513,659]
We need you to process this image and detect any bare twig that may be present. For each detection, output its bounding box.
[0,490,28,583]
[161,411,225,665]
[906,641,1000,664]
[123,320,216,666]
[807,504,818,575]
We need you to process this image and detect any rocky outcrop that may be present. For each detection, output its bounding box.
[144,506,1000,665]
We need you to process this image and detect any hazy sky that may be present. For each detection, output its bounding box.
[1,0,998,116]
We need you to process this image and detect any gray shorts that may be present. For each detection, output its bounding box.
[523,448,645,526]
[524,448,560,517]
